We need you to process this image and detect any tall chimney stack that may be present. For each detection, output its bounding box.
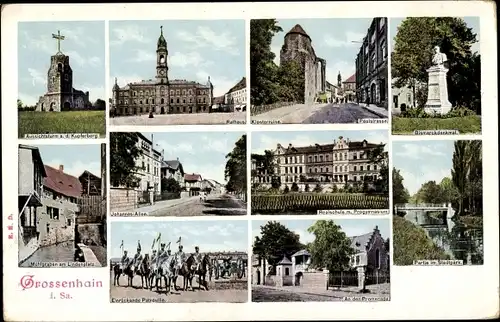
[59,165,64,171]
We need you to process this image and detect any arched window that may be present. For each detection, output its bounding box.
[151,99,154,104]
[170,98,173,103]
[177,98,179,103]
[160,98,164,104]
[57,63,62,72]
[183,99,185,104]
[146,99,149,104]
[159,55,165,63]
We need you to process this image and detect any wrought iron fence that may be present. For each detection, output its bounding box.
[327,270,358,289]
[137,191,151,205]
[250,101,299,116]
[365,270,390,285]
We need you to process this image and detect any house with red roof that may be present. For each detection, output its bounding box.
[184,173,203,196]
[342,73,356,102]
[18,146,83,263]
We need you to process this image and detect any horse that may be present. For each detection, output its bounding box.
[112,263,124,286]
[123,261,135,287]
[176,254,196,291]
[150,255,177,294]
[193,254,211,290]
[136,254,151,289]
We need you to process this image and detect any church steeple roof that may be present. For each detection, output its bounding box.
[285,24,311,40]
[157,26,167,48]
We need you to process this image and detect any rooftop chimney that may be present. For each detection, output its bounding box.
[59,165,64,171]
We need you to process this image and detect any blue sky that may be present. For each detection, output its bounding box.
[18,21,105,106]
[33,144,102,178]
[252,219,390,246]
[390,17,480,54]
[392,140,459,195]
[109,20,245,97]
[142,131,245,184]
[110,220,248,259]
[269,18,375,85]
[251,130,388,154]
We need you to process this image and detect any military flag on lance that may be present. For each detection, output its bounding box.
[151,232,161,250]
[137,240,142,252]
[166,241,171,250]
[176,236,182,245]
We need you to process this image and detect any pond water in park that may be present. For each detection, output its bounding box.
[20,240,76,267]
[404,210,484,265]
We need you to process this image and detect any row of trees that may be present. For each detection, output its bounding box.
[392,141,483,217]
[17,98,106,111]
[225,135,247,194]
[392,17,481,114]
[253,220,390,271]
[250,19,305,106]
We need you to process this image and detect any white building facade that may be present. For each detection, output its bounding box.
[136,133,163,193]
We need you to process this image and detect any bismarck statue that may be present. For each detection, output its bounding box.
[424,46,452,115]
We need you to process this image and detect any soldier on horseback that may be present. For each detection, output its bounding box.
[175,244,186,275]
[120,250,130,269]
[132,241,143,274]
[194,246,203,271]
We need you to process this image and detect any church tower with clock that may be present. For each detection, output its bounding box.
[155,26,169,114]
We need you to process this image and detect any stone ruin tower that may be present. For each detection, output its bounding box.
[280,24,326,105]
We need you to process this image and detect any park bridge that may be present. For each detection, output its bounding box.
[394,203,456,220]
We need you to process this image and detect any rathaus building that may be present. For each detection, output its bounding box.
[111,27,214,116]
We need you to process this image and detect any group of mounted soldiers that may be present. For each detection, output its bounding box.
[120,240,204,279]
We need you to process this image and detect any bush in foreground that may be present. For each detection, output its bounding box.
[393,215,450,265]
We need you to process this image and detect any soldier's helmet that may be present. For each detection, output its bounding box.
[167,250,172,254]
[179,245,183,250]
[124,250,128,254]
[161,243,166,248]
[195,246,199,251]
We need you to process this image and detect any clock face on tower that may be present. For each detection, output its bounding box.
[160,70,165,75]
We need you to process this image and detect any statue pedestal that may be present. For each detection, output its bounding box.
[424,65,452,115]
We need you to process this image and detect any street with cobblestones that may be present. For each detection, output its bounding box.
[252,103,387,124]
[149,194,246,217]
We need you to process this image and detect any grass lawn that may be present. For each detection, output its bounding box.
[18,110,106,138]
[392,115,481,135]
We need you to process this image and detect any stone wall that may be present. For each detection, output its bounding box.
[110,187,138,212]
[76,223,105,246]
[302,271,327,289]
[38,213,75,247]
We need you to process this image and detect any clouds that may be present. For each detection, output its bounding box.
[36,144,102,179]
[176,26,240,55]
[148,132,244,184]
[111,221,248,258]
[110,24,150,46]
[45,159,101,178]
[323,31,366,48]
[18,21,105,105]
[393,141,455,195]
[394,142,446,160]
[110,20,245,98]
[269,19,372,85]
